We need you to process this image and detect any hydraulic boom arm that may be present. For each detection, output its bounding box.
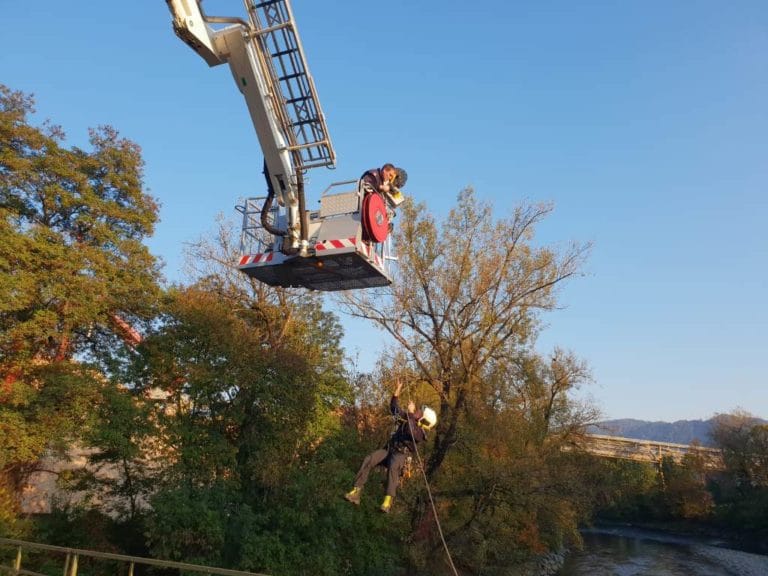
[166,0,335,253]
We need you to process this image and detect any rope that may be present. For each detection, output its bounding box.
[404,385,460,576]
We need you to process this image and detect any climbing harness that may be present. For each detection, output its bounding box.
[388,412,414,481]
[401,455,413,480]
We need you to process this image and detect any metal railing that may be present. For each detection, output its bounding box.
[0,539,270,576]
[575,434,725,470]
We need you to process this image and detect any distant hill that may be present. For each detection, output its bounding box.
[588,418,717,446]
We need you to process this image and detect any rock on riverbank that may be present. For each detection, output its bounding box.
[691,545,768,576]
[514,550,566,576]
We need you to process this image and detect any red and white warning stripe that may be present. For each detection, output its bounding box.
[359,241,383,267]
[239,252,274,266]
[315,238,382,267]
[314,237,356,251]
[240,239,384,268]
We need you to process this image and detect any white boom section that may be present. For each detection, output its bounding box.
[166,0,335,249]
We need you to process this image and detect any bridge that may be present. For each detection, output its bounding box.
[573,434,725,470]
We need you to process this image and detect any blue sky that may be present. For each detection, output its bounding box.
[3,1,766,422]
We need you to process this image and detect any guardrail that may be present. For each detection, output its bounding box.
[0,539,270,576]
[575,434,725,470]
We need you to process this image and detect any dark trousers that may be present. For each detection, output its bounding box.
[354,448,407,498]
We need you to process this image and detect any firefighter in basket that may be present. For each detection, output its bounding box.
[360,163,408,209]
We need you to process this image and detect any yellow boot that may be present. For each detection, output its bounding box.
[344,487,361,505]
[380,495,392,513]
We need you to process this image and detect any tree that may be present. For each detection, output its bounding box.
[92,217,355,569]
[180,216,351,466]
[130,282,399,574]
[64,384,159,522]
[589,459,659,521]
[133,285,347,489]
[709,411,768,550]
[343,190,590,477]
[659,451,714,520]
[341,190,594,567]
[0,84,162,520]
[712,411,768,490]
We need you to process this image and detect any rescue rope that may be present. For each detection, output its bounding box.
[405,385,460,576]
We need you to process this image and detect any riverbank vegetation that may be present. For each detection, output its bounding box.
[3,84,765,575]
[589,412,768,554]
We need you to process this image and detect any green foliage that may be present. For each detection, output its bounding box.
[590,459,659,521]
[0,84,161,367]
[32,505,118,551]
[20,506,147,576]
[0,482,29,537]
[107,279,377,573]
[408,398,594,574]
[581,415,768,554]
[712,412,768,489]
[67,384,159,520]
[659,453,714,520]
[144,454,404,576]
[243,457,404,576]
[0,362,103,499]
[0,84,162,525]
[590,454,715,524]
[714,488,768,550]
[709,412,768,550]
[146,483,233,566]
[121,285,347,489]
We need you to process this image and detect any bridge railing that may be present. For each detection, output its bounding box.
[0,538,270,576]
[569,434,725,470]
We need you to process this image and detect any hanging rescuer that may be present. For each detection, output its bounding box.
[344,380,437,513]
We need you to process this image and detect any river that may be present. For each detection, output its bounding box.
[557,527,768,576]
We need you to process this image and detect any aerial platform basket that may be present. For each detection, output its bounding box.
[236,180,395,291]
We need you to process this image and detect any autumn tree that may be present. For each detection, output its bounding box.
[659,451,714,520]
[81,218,391,574]
[128,284,347,489]
[343,190,589,471]
[709,411,768,549]
[588,459,659,521]
[133,284,388,573]
[180,215,351,455]
[0,84,162,527]
[712,411,768,490]
[341,189,595,567]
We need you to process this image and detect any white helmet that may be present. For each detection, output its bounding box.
[419,406,437,430]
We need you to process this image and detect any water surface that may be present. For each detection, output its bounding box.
[558,530,768,576]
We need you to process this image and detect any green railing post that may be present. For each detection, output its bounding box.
[13,547,21,573]
[128,562,134,576]
[69,555,78,576]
